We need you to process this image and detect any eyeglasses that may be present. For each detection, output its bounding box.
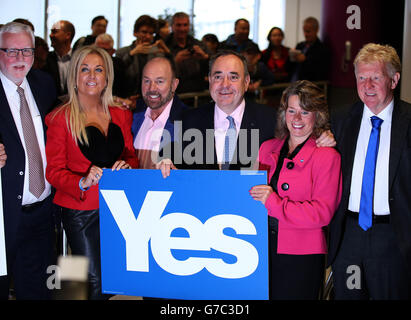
[0,48,35,57]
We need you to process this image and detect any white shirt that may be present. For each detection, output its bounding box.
[214,100,245,163]
[0,71,51,205]
[348,101,393,215]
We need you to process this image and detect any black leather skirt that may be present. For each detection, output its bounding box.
[60,207,110,300]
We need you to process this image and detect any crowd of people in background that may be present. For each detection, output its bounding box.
[0,10,410,302]
[2,13,330,106]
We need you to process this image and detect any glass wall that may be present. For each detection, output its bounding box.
[0,0,45,38]
[258,0,285,51]
[119,0,191,48]
[193,0,255,44]
[0,0,284,50]
[193,0,284,50]
[47,0,119,48]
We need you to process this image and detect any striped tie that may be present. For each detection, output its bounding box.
[17,86,45,198]
[222,116,237,170]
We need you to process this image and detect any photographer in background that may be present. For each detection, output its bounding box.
[164,12,209,93]
[116,15,170,98]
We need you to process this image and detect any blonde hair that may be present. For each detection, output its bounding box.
[354,43,401,78]
[95,33,114,47]
[56,46,115,145]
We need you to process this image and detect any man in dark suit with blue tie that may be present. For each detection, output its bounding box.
[0,22,57,299]
[329,43,411,299]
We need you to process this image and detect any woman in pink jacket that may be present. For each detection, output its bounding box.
[250,80,342,299]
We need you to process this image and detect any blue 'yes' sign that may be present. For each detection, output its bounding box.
[99,169,268,300]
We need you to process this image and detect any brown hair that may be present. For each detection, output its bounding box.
[133,15,157,34]
[276,80,329,139]
[208,49,249,77]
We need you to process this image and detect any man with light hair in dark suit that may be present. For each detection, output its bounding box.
[0,22,57,299]
[329,43,411,299]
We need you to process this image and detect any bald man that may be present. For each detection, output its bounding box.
[132,56,187,168]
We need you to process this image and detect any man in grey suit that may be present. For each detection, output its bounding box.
[329,43,411,299]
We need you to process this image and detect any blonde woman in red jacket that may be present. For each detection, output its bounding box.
[250,80,342,299]
[45,46,138,299]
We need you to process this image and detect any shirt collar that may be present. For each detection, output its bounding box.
[364,99,394,124]
[0,70,28,94]
[57,49,72,62]
[214,99,246,129]
[0,71,39,116]
[144,97,174,125]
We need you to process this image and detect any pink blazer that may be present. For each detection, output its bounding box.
[259,137,342,255]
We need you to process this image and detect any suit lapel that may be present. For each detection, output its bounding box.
[27,71,48,139]
[389,100,410,190]
[206,104,218,166]
[27,72,45,115]
[190,103,216,167]
[239,101,257,131]
[230,101,256,169]
[340,102,363,196]
[168,95,183,122]
[0,80,23,145]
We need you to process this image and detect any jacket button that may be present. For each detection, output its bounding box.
[281,183,289,191]
[19,171,24,176]
[17,195,22,200]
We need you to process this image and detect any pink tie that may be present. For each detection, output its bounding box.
[17,86,45,198]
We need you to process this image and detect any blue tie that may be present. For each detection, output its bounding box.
[222,116,236,170]
[359,116,383,231]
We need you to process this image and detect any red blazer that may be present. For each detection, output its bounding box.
[45,105,139,210]
[258,137,342,255]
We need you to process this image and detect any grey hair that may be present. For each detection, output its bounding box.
[95,33,114,48]
[0,22,35,47]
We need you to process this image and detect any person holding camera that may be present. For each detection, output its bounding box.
[164,12,209,93]
[116,15,170,98]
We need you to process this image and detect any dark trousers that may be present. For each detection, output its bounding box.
[0,197,56,300]
[332,215,411,299]
[269,228,325,300]
[60,207,109,300]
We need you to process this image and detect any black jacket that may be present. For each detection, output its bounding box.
[328,99,411,268]
[172,100,276,170]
